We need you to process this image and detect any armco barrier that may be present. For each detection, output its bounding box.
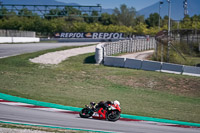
[141,60,162,72]
[104,56,126,67]
[161,63,183,74]
[124,58,142,69]
[182,66,200,77]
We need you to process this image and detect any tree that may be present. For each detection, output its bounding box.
[64,6,81,17]
[49,8,62,16]
[191,15,200,30]
[134,23,148,35]
[0,16,22,30]
[0,7,17,19]
[161,15,169,29]
[145,13,160,28]
[98,13,113,25]
[135,15,145,25]
[0,7,8,19]
[112,4,137,27]
[89,11,99,23]
[180,15,192,29]
[18,8,33,16]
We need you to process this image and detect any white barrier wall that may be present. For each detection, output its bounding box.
[102,55,200,77]
[161,63,183,74]
[0,37,11,43]
[124,58,142,69]
[0,37,40,43]
[141,60,162,72]
[104,56,126,67]
[183,66,200,77]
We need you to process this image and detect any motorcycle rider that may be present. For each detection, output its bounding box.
[90,100,120,118]
[91,100,120,109]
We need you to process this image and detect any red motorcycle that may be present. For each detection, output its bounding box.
[79,102,121,122]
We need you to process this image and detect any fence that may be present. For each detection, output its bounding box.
[155,29,200,63]
[171,29,200,44]
[0,29,36,37]
[95,38,156,64]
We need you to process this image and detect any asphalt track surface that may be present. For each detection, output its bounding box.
[0,104,199,133]
[0,42,97,58]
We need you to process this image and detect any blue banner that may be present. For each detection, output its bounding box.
[55,32,124,39]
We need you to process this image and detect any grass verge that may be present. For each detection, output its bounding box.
[0,123,91,133]
[0,46,200,123]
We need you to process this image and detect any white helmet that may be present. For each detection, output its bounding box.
[114,100,120,106]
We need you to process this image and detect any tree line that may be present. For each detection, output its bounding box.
[0,4,200,37]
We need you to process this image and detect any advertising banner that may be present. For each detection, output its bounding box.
[54,32,124,39]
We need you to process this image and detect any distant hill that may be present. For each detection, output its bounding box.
[138,0,200,20]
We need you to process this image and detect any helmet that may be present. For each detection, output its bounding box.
[114,100,120,106]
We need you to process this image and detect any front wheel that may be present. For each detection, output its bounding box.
[106,110,120,122]
[79,108,93,118]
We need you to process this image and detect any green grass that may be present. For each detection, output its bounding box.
[153,41,200,66]
[0,123,89,133]
[0,46,200,123]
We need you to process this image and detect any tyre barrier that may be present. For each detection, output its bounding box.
[95,43,105,64]
[103,56,200,77]
[95,39,156,64]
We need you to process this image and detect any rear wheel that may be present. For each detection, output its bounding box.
[106,110,120,122]
[79,108,93,118]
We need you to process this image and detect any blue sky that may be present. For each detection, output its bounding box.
[57,0,160,11]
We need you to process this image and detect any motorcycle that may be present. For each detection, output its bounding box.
[79,102,121,122]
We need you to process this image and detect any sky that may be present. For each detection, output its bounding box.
[57,0,160,11]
